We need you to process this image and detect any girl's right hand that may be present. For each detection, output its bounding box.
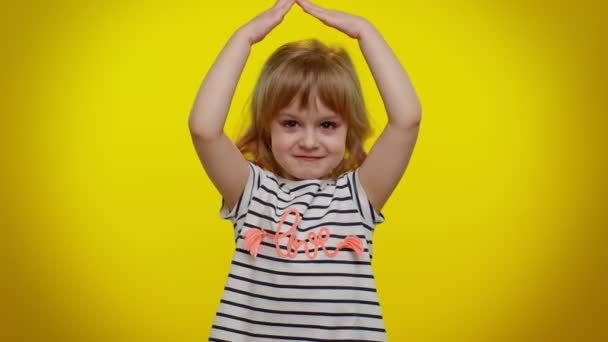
[238,0,295,45]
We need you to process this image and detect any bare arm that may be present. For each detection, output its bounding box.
[188,30,251,212]
[297,0,422,212]
[356,23,422,212]
[189,0,295,211]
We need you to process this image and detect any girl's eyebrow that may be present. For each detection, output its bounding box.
[277,113,299,118]
[279,112,341,121]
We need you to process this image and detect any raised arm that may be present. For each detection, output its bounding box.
[296,0,422,212]
[189,0,295,211]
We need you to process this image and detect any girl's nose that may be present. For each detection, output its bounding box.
[299,129,319,149]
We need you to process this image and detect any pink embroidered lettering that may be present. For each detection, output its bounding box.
[243,208,364,259]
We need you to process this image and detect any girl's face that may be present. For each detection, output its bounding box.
[270,96,347,180]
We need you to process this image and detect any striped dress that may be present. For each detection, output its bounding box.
[209,162,387,341]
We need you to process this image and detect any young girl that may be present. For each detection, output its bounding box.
[189,0,421,340]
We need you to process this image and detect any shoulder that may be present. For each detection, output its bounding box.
[340,168,385,225]
[219,161,272,220]
[245,161,275,184]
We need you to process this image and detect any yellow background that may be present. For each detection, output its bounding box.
[2,0,606,341]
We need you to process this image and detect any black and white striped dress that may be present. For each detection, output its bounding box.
[209,162,386,341]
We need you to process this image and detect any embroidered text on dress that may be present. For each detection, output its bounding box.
[243,208,363,259]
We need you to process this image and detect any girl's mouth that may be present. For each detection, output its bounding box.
[296,156,323,161]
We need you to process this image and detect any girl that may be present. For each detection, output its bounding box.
[189,0,421,340]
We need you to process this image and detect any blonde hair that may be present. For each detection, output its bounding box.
[236,39,372,179]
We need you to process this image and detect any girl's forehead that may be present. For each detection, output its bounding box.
[277,112,342,123]
[280,94,338,116]
[277,108,341,122]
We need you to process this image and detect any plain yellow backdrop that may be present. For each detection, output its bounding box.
[2,0,607,341]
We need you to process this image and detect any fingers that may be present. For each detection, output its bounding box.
[275,0,295,10]
[296,0,323,13]
[274,0,296,16]
[296,0,328,20]
[295,0,364,39]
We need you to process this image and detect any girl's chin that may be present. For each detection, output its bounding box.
[278,160,337,180]
[282,168,325,180]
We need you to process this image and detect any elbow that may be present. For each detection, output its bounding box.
[390,110,422,131]
[188,115,222,142]
[188,113,200,129]
[405,105,422,129]
[190,129,223,143]
[411,103,422,125]
[188,115,205,137]
[410,110,422,127]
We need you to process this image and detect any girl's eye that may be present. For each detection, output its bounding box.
[321,121,338,129]
[281,120,298,128]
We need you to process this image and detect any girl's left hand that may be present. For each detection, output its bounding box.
[295,0,371,39]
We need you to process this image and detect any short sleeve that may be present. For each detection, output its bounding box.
[348,168,385,226]
[219,162,263,222]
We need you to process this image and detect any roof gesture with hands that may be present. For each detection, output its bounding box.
[239,0,296,44]
[190,0,422,213]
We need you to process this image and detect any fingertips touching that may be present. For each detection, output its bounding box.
[297,0,323,14]
[279,0,295,8]
[298,0,316,8]
[273,0,287,8]
[280,1,295,15]
[277,0,295,12]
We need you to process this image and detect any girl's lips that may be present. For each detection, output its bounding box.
[296,156,323,160]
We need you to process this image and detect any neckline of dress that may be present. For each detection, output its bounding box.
[275,175,336,192]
